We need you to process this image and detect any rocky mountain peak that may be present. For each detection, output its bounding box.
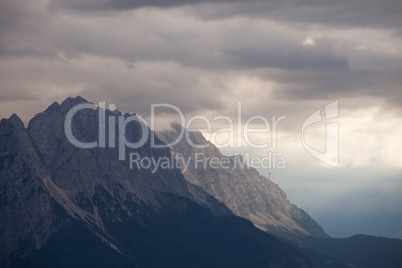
[1,98,239,264]
[61,96,89,107]
[7,113,24,128]
[0,97,321,267]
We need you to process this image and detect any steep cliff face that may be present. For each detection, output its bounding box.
[159,123,328,239]
[0,97,226,264]
[0,114,69,265]
[27,97,191,206]
[0,97,313,268]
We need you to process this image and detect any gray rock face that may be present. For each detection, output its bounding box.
[0,97,230,264]
[27,97,191,206]
[158,123,328,239]
[0,114,69,265]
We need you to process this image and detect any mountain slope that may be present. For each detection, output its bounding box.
[158,124,402,268]
[159,123,328,239]
[299,235,402,268]
[0,114,70,265]
[17,192,314,268]
[0,97,313,267]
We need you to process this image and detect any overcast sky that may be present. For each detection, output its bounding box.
[1,0,401,238]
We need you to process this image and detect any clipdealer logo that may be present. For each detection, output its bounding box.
[302,101,339,167]
[64,100,339,170]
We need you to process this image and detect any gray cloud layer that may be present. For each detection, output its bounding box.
[50,0,243,11]
[1,0,401,117]
[50,0,402,31]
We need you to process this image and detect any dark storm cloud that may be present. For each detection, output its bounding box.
[0,46,60,60]
[189,0,402,31]
[268,69,402,102]
[0,4,349,73]
[0,0,401,116]
[226,45,348,71]
[50,0,243,11]
[50,0,402,31]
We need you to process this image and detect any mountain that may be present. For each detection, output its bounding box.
[0,97,313,267]
[158,123,328,239]
[298,235,402,268]
[158,125,402,268]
